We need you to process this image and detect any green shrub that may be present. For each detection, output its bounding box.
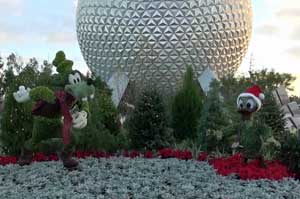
[0,67,37,155]
[239,120,277,160]
[279,131,300,174]
[197,80,230,152]
[255,92,286,141]
[127,87,173,150]
[74,122,118,153]
[171,66,203,140]
[74,77,122,152]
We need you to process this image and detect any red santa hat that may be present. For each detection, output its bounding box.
[237,85,265,111]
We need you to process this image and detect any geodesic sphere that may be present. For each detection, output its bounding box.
[76,0,252,93]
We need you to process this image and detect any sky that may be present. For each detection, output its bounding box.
[0,0,300,93]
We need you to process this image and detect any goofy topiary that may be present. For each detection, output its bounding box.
[13,51,95,170]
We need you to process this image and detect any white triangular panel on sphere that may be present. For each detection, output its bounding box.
[197,67,219,95]
[107,71,129,107]
[77,0,252,95]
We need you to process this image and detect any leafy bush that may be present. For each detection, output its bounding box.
[255,92,286,140]
[279,131,300,175]
[127,88,174,150]
[171,66,203,140]
[75,77,122,152]
[74,123,117,153]
[0,67,37,155]
[239,120,277,160]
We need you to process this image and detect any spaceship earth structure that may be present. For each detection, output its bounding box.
[76,0,252,92]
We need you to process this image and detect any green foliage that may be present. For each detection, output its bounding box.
[279,131,300,173]
[171,66,203,140]
[218,70,295,156]
[197,80,230,152]
[75,121,117,152]
[240,120,274,159]
[0,67,37,155]
[127,88,173,150]
[29,86,55,103]
[175,139,202,159]
[249,70,296,91]
[52,51,73,74]
[255,92,286,140]
[75,78,122,152]
[56,60,73,74]
[93,77,119,135]
[220,69,295,114]
[98,90,120,135]
[52,51,66,67]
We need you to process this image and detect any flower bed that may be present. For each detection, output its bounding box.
[209,153,294,180]
[0,149,295,181]
[1,157,299,199]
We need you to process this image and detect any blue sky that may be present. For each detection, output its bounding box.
[0,0,83,70]
[1,0,300,76]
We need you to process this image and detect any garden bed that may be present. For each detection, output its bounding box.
[0,149,299,198]
[0,157,300,199]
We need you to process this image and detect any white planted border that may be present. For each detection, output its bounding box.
[0,157,299,199]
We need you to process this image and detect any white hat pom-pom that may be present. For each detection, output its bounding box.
[259,93,265,100]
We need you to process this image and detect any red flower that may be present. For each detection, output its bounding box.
[158,148,175,159]
[123,151,140,158]
[197,152,208,161]
[33,152,47,162]
[48,154,59,161]
[129,151,140,158]
[0,156,17,165]
[143,151,154,159]
[210,153,294,180]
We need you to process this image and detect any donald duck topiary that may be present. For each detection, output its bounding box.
[235,85,280,165]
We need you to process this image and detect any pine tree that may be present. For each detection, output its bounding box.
[127,88,172,150]
[256,92,286,140]
[197,80,228,152]
[171,66,203,140]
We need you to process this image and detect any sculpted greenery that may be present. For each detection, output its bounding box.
[2,51,95,170]
[0,56,298,174]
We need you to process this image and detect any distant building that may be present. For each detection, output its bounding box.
[77,0,252,94]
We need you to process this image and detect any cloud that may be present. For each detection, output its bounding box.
[46,32,77,44]
[290,27,300,41]
[256,24,279,35]
[0,0,24,16]
[285,46,300,58]
[0,31,25,44]
[277,8,300,18]
[0,0,23,8]
[243,0,300,75]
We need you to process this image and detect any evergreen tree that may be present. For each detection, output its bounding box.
[256,92,286,140]
[171,66,203,140]
[127,88,172,150]
[75,77,123,152]
[197,80,229,152]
